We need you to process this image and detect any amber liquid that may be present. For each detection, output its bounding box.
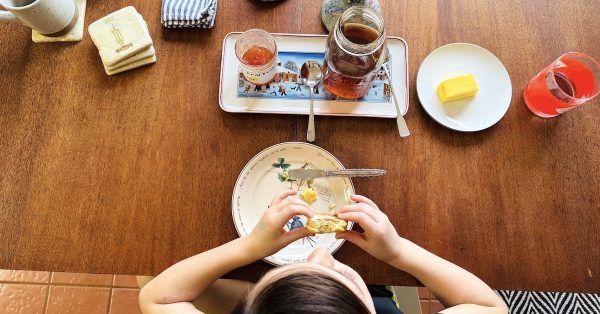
[323,23,382,99]
[343,23,380,44]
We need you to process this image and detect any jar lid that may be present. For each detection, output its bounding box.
[321,0,382,32]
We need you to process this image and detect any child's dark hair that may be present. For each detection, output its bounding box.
[233,271,370,313]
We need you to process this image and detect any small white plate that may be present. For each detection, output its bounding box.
[416,43,512,132]
[220,32,409,118]
[232,142,354,266]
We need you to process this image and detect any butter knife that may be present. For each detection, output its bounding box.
[288,168,386,180]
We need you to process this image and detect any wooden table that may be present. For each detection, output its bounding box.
[1,0,599,293]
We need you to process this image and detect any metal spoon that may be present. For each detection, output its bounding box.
[300,61,322,142]
[381,49,410,137]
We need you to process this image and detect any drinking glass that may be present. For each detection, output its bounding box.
[524,52,600,118]
[235,29,278,86]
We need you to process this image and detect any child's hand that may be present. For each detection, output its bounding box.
[335,195,403,263]
[248,190,314,257]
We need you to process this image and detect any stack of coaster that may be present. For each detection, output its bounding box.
[161,0,218,28]
[88,6,156,75]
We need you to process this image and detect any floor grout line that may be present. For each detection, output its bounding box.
[0,280,53,285]
[43,272,54,314]
[107,274,116,314]
[0,280,116,288]
[0,280,143,290]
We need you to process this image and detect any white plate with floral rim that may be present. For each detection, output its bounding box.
[232,142,355,266]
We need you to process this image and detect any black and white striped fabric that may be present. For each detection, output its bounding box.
[497,290,600,314]
[161,0,218,28]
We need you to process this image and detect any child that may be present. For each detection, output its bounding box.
[139,190,508,314]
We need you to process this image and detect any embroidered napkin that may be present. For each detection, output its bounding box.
[161,0,218,28]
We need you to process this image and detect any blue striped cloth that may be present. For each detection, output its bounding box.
[161,0,217,28]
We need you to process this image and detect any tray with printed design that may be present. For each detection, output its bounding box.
[219,32,409,118]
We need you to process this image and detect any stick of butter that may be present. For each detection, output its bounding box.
[436,74,479,103]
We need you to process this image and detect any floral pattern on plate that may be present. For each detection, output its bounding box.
[232,142,354,265]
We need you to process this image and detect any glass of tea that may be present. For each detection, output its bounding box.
[235,29,278,85]
[524,52,600,118]
[322,5,387,100]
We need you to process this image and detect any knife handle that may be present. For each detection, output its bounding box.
[325,169,386,178]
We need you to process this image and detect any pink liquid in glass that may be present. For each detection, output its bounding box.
[524,53,600,117]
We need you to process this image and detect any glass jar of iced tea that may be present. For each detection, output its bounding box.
[235,29,278,85]
[322,6,387,100]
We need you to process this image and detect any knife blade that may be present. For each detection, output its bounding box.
[288,168,386,180]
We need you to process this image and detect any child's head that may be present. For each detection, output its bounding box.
[235,247,376,313]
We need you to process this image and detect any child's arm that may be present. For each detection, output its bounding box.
[139,190,314,314]
[139,237,258,314]
[336,195,508,314]
[389,239,508,314]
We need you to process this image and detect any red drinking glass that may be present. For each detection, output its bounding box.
[524,52,600,118]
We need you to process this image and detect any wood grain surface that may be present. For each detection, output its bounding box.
[1,0,599,292]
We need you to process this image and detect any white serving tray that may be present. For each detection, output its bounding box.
[219,32,409,118]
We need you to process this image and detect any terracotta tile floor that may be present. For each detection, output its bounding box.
[0,270,141,314]
[0,269,442,314]
[418,287,446,314]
